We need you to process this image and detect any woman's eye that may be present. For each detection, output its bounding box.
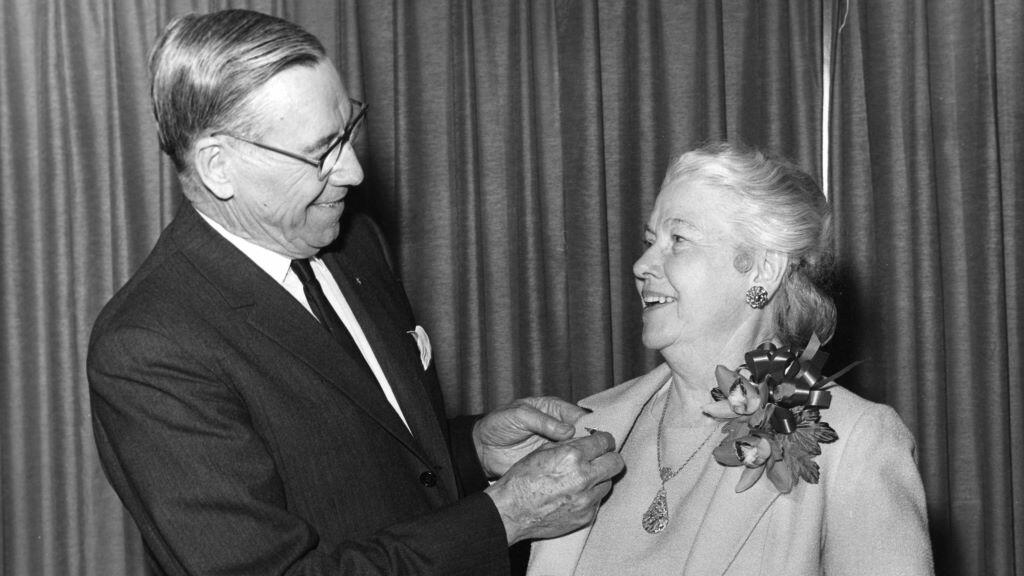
[672,235,687,244]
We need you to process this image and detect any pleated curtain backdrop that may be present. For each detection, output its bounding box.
[0,1,1019,575]
[829,1,1024,574]
[362,0,822,410]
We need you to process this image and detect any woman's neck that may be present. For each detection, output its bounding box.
[662,371,719,428]
[659,315,776,425]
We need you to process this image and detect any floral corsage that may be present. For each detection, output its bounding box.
[702,334,859,494]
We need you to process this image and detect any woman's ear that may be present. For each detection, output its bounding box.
[753,249,787,298]
[192,136,234,200]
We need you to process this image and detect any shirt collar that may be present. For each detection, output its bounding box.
[197,210,294,285]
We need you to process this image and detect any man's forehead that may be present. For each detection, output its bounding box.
[246,63,348,143]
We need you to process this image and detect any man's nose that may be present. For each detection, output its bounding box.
[326,144,364,187]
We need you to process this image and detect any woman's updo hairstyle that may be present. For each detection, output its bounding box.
[662,142,837,347]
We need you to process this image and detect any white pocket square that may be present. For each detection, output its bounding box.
[407,325,432,370]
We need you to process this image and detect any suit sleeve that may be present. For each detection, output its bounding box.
[89,322,510,576]
[448,414,491,495]
[822,404,935,575]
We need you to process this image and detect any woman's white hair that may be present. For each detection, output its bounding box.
[662,142,836,346]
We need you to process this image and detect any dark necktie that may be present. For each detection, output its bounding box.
[291,259,417,437]
[290,259,365,361]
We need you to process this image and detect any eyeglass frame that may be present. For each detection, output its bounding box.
[212,98,367,181]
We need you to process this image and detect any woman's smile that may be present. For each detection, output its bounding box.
[641,291,678,311]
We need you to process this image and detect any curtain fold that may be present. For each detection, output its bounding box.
[1,1,1019,575]
[379,0,823,411]
[832,1,1023,574]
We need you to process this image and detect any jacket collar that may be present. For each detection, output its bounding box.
[526,365,672,575]
[166,205,453,494]
[322,244,457,497]
[527,363,780,576]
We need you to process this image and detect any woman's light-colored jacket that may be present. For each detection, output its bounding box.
[528,363,934,576]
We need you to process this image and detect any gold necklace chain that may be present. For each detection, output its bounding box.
[641,385,718,534]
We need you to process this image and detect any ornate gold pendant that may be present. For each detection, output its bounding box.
[641,486,669,534]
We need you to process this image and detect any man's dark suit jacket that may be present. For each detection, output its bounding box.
[88,204,510,575]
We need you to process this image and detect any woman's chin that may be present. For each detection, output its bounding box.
[640,332,669,353]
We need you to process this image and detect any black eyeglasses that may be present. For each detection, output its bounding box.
[215,99,367,181]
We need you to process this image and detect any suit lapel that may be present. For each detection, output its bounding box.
[171,206,432,465]
[323,246,458,498]
[244,284,423,453]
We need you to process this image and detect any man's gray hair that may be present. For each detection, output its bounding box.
[149,9,326,176]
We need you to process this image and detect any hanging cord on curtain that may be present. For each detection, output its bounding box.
[821,0,849,200]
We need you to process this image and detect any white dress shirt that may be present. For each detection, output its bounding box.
[199,212,411,433]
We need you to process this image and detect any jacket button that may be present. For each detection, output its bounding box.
[419,471,437,487]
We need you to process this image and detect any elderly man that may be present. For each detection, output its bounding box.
[87,9,622,576]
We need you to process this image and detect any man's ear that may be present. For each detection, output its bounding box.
[753,249,788,298]
[192,136,234,200]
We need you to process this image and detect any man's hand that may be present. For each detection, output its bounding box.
[483,431,623,544]
[473,396,589,478]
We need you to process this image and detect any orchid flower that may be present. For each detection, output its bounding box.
[702,365,764,418]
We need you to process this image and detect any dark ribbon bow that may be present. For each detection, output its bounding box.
[743,334,834,434]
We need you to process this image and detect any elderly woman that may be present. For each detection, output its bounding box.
[527,143,933,575]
